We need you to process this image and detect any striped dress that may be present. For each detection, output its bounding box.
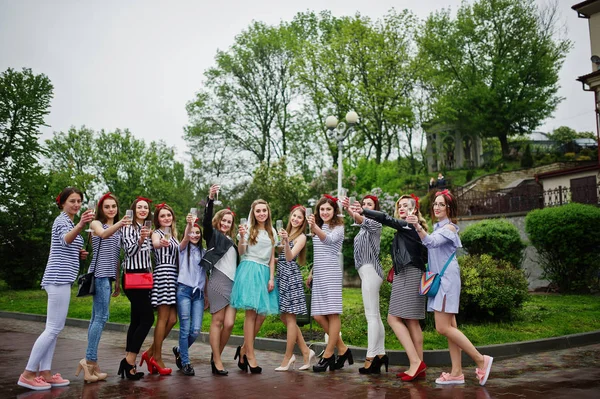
[41,212,84,286]
[90,225,121,279]
[151,229,179,307]
[311,224,344,316]
[353,218,383,278]
[277,240,307,315]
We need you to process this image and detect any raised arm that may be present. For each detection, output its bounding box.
[362,208,409,231]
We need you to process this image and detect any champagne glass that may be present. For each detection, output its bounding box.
[337,188,346,217]
[305,208,313,237]
[214,187,222,206]
[144,220,152,232]
[190,207,198,222]
[276,219,284,247]
[240,217,248,246]
[85,200,96,232]
[350,196,359,226]
[163,226,172,241]
[402,198,416,230]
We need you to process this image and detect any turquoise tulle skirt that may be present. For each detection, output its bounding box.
[231,260,279,315]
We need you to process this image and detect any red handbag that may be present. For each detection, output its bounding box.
[387,268,394,283]
[124,271,153,290]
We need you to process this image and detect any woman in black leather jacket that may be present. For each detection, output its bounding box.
[202,184,238,376]
[354,194,428,381]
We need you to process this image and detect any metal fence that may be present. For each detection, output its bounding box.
[457,183,600,216]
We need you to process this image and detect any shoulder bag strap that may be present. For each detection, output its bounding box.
[90,237,102,274]
[438,252,456,277]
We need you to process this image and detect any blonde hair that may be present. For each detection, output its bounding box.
[249,199,275,246]
[395,195,429,233]
[286,207,307,265]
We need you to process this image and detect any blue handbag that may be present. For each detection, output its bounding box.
[419,253,455,298]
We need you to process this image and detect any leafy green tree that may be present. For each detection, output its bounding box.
[548,126,577,146]
[521,143,533,168]
[418,0,571,158]
[0,68,55,289]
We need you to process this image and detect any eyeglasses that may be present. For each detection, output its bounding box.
[188,233,201,237]
[432,202,447,208]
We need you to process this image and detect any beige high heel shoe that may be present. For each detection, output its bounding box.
[91,363,108,381]
[76,359,99,383]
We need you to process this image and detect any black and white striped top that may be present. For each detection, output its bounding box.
[122,223,153,272]
[153,229,179,266]
[90,225,121,279]
[41,212,84,286]
[354,217,383,279]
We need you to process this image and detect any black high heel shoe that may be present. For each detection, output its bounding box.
[117,358,144,380]
[359,356,379,374]
[234,346,248,371]
[313,355,336,372]
[245,355,262,374]
[335,348,354,370]
[211,352,229,376]
[379,354,389,372]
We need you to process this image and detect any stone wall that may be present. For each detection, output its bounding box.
[458,213,549,291]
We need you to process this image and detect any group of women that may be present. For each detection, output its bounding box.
[17,185,493,392]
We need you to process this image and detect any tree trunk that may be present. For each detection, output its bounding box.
[498,133,510,158]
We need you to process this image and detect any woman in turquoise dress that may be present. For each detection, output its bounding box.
[230,199,278,374]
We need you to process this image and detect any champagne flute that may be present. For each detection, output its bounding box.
[276,219,284,247]
[85,200,96,232]
[125,209,134,227]
[144,220,152,236]
[350,196,359,226]
[190,207,198,222]
[163,226,172,241]
[337,188,346,217]
[305,208,313,237]
[402,198,416,230]
[240,217,248,246]
[214,187,222,206]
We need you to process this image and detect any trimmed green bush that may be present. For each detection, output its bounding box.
[459,254,529,322]
[526,203,600,293]
[460,219,526,268]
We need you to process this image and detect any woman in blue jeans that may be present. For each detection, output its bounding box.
[172,213,207,376]
[77,192,131,383]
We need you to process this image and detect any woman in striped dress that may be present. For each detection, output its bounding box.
[342,195,387,374]
[231,199,279,374]
[120,197,153,380]
[356,194,429,381]
[203,184,238,376]
[77,192,130,383]
[306,195,351,372]
[140,203,179,375]
[275,205,314,371]
[18,187,95,391]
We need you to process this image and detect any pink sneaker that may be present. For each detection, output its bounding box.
[17,374,51,391]
[476,355,493,386]
[435,372,465,385]
[44,373,70,387]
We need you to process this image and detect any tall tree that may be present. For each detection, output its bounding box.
[418,0,571,157]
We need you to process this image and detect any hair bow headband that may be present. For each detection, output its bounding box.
[291,204,305,212]
[323,194,338,202]
[410,193,420,209]
[363,195,379,204]
[98,192,113,204]
[155,202,166,209]
[227,207,236,217]
[55,193,61,205]
[435,189,452,202]
[136,196,153,203]
[193,223,201,230]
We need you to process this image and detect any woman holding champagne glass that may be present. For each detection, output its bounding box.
[119,197,154,380]
[76,192,131,383]
[139,203,180,375]
[18,187,94,391]
[275,205,314,371]
[353,194,429,381]
[231,199,279,374]
[204,184,238,375]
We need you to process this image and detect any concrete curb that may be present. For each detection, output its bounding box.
[2,311,599,366]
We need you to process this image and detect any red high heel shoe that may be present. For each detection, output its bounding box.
[400,361,427,382]
[149,357,172,376]
[139,351,156,374]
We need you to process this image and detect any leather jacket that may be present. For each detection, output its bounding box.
[363,209,427,273]
[200,197,239,270]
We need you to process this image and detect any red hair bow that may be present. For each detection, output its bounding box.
[55,193,61,205]
[193,223,201,230]
[435,189,452,201]
[99,192,112,204]
[323,194,338,203]
[364,195,379,203]
[155,202,166,209]
[136,196,152,203]
[291,204,305,212]
[227,207,236,217]
[410,193,420,209]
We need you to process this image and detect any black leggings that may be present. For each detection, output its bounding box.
[124,288,154,354]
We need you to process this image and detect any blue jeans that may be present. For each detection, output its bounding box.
[86,277,111,361]
[176,284,204,365]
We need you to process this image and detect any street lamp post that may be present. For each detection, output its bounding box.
[325,111,359,198]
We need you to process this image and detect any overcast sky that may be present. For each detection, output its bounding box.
[1,0,596,160]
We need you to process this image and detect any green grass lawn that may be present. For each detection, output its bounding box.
[1,287,598,350]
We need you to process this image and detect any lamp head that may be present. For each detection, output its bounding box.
[592,55,600,70]
[345,111,359,124]
[325,116,338,130]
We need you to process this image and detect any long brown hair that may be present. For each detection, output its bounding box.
[248,199,275,246]
[431,190,458,224]
[286,206,307,265]
[395,195,429,232]
[95,193,120,224]
[129,197,153,227]
[212,209,237,239]
[153,203,178,240]
[314,196,344,228]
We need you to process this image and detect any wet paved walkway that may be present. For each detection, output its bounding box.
[1,318,599,398]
